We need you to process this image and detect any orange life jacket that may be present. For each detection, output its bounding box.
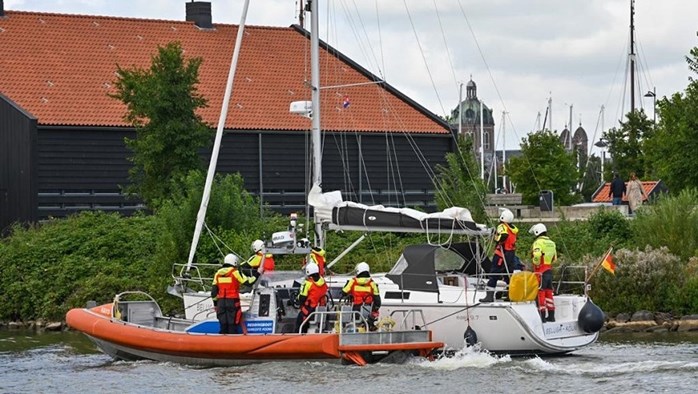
[250,252,275,271]
[300,278,328,315]
[310,249,326,276]
[495,223,518,257]
[213,267,242,299]
[347,277,376,306]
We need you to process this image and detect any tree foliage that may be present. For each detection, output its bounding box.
[603,110,654,180]
[507,130,579,205]
[433,136,487,223]
[643,47,698,191]
[111,42,212,207]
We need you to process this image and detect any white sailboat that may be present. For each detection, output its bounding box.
[171,0,605,356]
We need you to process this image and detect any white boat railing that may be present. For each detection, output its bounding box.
[171,262,219,293]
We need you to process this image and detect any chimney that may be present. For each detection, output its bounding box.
[1,0,5,17]
[186,1,213,29]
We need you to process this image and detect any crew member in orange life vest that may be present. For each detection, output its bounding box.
[211,254,258,334]
[479,208,519,303]
[300,238,328,276]
[342,262,381,329]
[242,239,275,277]
[294,262,328,333]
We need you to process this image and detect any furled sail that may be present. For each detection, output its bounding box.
[308,184,489,235]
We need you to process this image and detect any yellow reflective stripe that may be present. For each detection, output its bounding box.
[299,281,311,296]
[248,254,262,268]
[353,285,372,292]
[342,281,353,293]
[217,277,233,283]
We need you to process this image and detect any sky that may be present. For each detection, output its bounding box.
[5,0,698,151]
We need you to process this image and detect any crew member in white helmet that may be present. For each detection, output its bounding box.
[479,208,519,303]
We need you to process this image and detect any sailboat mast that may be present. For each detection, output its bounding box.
[310,0,324,248]
[186,0,251,270]
[630,0,636,112]
[502,111,507,192]
[479,100,484,180]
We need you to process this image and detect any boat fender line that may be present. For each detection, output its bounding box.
[463,278,478,347]
[578,299,604,333]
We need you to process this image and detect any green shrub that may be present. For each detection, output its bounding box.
[588,246,686,315]
[631,188,698,261]
[0,212,158,321]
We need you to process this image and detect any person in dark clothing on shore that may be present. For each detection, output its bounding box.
[608,173,626,206]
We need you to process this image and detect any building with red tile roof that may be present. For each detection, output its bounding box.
[0,2,455,231]
[591,180,667,204]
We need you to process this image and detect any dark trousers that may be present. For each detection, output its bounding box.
[295,304,316,333]
[487,250,516,289]
[217,298,242,334]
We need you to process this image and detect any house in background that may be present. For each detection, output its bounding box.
[0,2,456,233]
[591,180,668,207]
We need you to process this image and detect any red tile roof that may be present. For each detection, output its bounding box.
[0,11,448,134]
[592,181,660,203]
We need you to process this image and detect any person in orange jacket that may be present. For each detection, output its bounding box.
[342,262,381,330]
[242,239,275,276]
[480,208,519,303]
[211,254,258,334]
[294,262,328,333]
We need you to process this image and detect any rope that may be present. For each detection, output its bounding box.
[417,303,480,329]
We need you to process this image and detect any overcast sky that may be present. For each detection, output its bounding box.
[6,0,697,150]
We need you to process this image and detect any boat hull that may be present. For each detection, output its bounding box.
[66,303,443,366]
[66,306,341,365]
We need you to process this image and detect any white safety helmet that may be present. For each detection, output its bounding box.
[356,262,370,275]
[251,239,264,253]
[305,262,319,276]
[223,254,238,266]
[529,223,547,237]
[499,208,514,224]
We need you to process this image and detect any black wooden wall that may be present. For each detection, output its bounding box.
[0,94,37,234]
[2,125,453,228]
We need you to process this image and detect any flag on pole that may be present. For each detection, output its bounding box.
[601,249,616,275]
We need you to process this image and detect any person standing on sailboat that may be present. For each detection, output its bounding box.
[480,209,518,303]
[243,239,275,275]
[529,223,556,322]
[294,262,328,333]
[211,254,259,334]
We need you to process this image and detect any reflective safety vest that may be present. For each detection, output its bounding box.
[494,222,518,257]
[249,252,275,271]
[299,277,328,310]
[212,267,252,299]
[342,277,379,306]
[531,236,556,273]
[309,249,326,276]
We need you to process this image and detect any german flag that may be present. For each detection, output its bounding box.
[601,249,616,275]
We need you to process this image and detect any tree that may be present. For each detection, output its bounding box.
[507,130,579,206]
[603,110,653,180]
[433,136,487,223]
[111,42,212,207]
[644,46,698,192]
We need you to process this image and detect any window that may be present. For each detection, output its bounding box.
[484,131,491,150]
